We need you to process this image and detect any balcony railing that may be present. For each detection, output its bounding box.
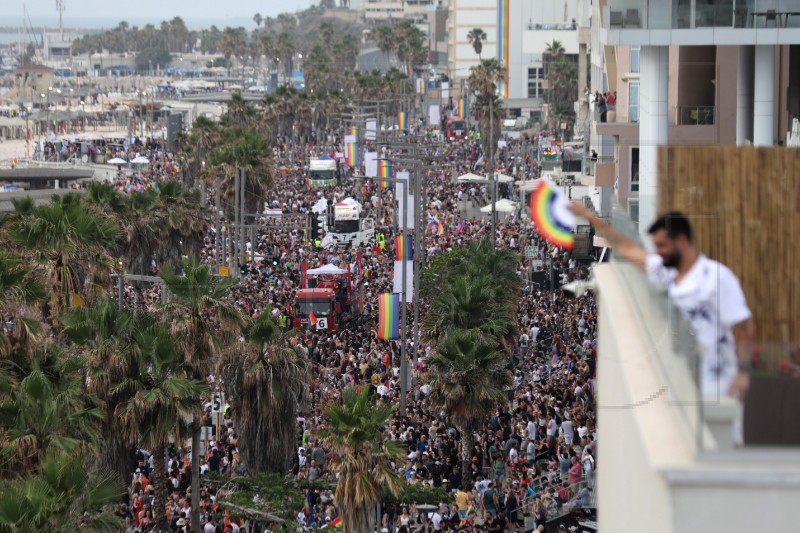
[606,0,800,30]
[677,106,715,126]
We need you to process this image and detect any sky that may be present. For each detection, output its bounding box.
[0,0,318,29]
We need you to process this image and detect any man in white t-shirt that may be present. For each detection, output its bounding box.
[571,206,754,399]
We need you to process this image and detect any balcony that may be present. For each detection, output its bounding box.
[602,0,800,46]
[594,202,800,532]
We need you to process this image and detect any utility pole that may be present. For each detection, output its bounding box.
[490,95,497,247]
[215,176,221,273]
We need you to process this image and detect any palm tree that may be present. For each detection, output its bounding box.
[158,256,242,530]
[424,330,512,486]
[422,273,517,349]
[468,58,505,96]
[253,12,263,28]
[0,453,124,532]
[0,252,45,356]
[218,309,308,474]
[319,21,335,45]
[115,327,207,533]
[0,347,103,476]
[208,125,275,218]
[7,193,119,325]
[61,298,146,484]
[544,39,566,61]
[373,25,395,69]
[394,20,427,75]
[471,91,504,163]
[318,388,405,533]
[467,28,488,59]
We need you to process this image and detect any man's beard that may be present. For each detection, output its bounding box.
[662,249,682,268]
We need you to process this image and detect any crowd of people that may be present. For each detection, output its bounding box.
[114,127,598,533]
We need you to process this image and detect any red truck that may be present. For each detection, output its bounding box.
[444,116,468,141]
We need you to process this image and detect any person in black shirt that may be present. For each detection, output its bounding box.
[207,450,221,473]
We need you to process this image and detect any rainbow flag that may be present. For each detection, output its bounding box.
[458,98,466,119]
[377,293,400,340]
[416,79,426,94]
[394,234,413,261]
[346,141,359,167]
[348,126,357,137]
[437,220,445,236]
[378,159,392,188]
[309,309,318,326]
[529,179,575,249]
[329,516,343,528]
[397,111,407,131]
[11,158,16,169]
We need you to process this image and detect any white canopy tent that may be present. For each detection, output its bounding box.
[456,172,487,183]
[131,155,150,164]
[516,179,543,192]
[457,172,515,184]
[479,199,518,213]
[107,157,127,165]
[306,264,348,276]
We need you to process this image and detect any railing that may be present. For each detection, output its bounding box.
[677,106,715,126]
[606,0,800,30]
[607,203,705,449]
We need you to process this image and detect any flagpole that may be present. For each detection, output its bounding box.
[399,174,409,417]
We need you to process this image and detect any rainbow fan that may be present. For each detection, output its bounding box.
[529,179,575,249]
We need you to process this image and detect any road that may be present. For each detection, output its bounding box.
[358,47,391,73]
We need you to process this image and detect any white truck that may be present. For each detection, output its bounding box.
[308,158,338,186]
[323,198,375,248]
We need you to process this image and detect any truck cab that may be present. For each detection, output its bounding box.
[308,158,338,186]
[292,288,337,332]
[444,116,468,141]
[327,199,375,248]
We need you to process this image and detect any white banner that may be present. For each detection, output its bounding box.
[395,171,416,230]
[366,119,377,140]
[393,260,414,302]
[364,151,378,178]
[429,105,441,126]
[441,82,449,100]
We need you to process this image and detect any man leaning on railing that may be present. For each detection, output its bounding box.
[569,204,755,403]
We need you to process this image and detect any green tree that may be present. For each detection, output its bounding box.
[135,46,171,72]
[158,256,242,531]
[0,454,124,532]
[61,299,147,484]
[208,125,275,217]
[373,25,395,68]
[218,309,308,475]
[7,193,119,324]
[422,273,517,348]
[0,252,45,356]
[0,347,102,476]
[115,327,207,532]
[318,388,405,533]
[466,27,487,59]
[393,21,427,76]
[424,330,512,486]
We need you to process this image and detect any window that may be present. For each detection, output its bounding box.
[629,81,640,123]
[630,46,640,73]
[630,147,640,193]
[528,80,542,98]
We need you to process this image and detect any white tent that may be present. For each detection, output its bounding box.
[479,199,518,213]
[131,155,150,164]
[456,172,488,183]
[306,264,348,276]
[107,157,127,165]
[494,173,515,184]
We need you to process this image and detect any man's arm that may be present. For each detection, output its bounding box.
[728,317,755,398]
[568,203,648,271]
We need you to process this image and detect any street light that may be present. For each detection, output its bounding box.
[80,100,86,132]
